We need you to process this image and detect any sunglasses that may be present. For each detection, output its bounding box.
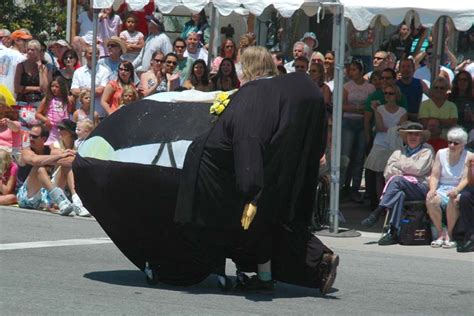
[118,67,130,72]
[153,59,164,63]
[373,56,385,60]
[107,44,119,48]
[433,86,447,90]
[29,134,40,139]
[166,60,177,65]
[448,141,460,145]
[174,45,185,49]
[64,56,76,60]
[384,91,395,95]
[225,45,234,49]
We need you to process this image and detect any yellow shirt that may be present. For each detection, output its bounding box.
[418,99,458,120]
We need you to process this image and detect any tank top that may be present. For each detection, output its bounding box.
[438,148,468,186]
[373,105,407,147]
[16,61,43,102]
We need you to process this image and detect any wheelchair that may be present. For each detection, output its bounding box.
[310,174,331,230]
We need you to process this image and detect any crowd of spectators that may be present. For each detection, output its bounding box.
[0,3,473,251]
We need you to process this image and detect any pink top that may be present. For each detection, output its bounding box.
[45,97,69,145]
[0,121,22,149]
[2,162,18,186]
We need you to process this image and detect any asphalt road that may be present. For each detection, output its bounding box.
[1,206,473,315]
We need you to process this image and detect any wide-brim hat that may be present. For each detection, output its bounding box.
[49,39,70,48]
[301,32,319,49]
[58,119,77,138]
[105,36,127,53]
[398,121,430,143]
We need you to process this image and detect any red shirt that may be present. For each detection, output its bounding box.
[118,1,154,37]
[427,138,448,153]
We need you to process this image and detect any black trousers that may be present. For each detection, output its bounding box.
[456,187,474,241]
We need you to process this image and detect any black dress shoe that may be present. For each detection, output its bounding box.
[457,240,474,253]
[319,253,339,294]
[361,214,378,227]
[378,231,398,246]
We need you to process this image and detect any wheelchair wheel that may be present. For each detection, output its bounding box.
[311,175,330,230]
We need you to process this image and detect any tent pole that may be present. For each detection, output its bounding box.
[431,16,447,84]
[208,3,218,66]
[90,7,100,123]
[329,3,345,234]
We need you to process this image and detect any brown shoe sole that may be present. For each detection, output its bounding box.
[320,254,339,294]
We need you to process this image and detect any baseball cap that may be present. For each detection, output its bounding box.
[11,30,32,41]
[146,12,164,26]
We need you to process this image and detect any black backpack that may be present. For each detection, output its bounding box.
[399,202,432,245]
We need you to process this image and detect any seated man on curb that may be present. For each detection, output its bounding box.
[16,124,76,215]
[455,154,474,252]
[360,122,435,245]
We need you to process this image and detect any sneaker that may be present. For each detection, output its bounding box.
[442,240,457,249]
[378,231,398,246]
[320,253,339,294]
[240,275,275,293]
[58,202,75,216]
[74,204,91,217]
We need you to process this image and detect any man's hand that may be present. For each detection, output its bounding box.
[241,203,257,230]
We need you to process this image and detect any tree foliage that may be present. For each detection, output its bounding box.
[0,0,67,41]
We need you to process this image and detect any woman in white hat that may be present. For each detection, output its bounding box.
[426,127,473,248]
[361,121,434,245]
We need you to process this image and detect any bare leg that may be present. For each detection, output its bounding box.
[0,194,17,205]
[426,195,443,240]
[26,167,54,197]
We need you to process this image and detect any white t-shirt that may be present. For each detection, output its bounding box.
[373,105,407,147]
[184,48,208,64]
[0,46,26,97]
[343,80,375,118]
[78,11,94,44]
[120,30,144,62]
[71,64,111,117]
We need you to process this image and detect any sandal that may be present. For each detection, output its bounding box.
[442,240,457,249]
[431,239,444,248]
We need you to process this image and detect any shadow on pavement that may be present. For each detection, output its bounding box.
[84,270,340,300]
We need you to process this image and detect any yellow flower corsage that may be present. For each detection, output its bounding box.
[210,91,230,116]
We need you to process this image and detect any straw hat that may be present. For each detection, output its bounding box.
[105,36,127,54]
[398,121,430,143]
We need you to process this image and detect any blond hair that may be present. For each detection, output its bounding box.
[78,118,93,132]
[0,149,13,176]
[79,89,91,102]
[240,46,278,84]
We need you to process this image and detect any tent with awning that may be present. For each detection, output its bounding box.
[90,0,474,234]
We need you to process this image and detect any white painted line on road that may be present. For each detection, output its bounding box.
[0,237,112,251]
[359,231,383,238]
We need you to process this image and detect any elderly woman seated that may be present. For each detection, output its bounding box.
[426,127,472,248]
[361,122,435,245]
[456,155,474,252]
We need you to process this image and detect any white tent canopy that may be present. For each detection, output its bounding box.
[94,0,474,30]
[340,0,474,31]
[94,0,324,17]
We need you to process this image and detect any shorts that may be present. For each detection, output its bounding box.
[17,181,51,210]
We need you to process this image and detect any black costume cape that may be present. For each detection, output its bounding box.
[73,72,330,287]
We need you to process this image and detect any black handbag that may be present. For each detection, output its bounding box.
[399,203,432,245]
